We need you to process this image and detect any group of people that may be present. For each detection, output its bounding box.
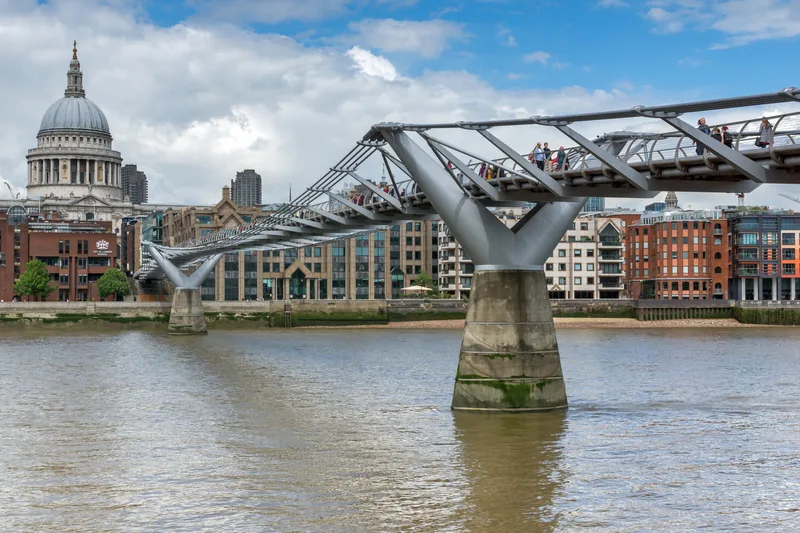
[528,142,569,172]
[695,117,774,155]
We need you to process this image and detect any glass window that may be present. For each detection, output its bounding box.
[558,249,566,257]
[575,277,582,285]
[574,263,582,271]
[782,233,796,245]
[574,249,582,257]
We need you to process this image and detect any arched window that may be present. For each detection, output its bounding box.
[714,266,722,274]
[715,282,722,290]
[714,252,722,259]
[714,223,722,231]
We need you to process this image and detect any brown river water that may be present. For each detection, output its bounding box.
[1,327,799,532]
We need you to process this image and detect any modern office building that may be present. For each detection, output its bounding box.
[0,206,118,301]
[582,197,606,213]
[438,209,636,300]
[121,164,149,204]
[625,209,728,300]
[157,186,438,300]
[230,169,262,207]
[727,210,800,300]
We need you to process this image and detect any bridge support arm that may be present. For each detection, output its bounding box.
[378,127,584,412]
[146,246,222,335]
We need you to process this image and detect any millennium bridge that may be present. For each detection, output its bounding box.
[138,87,800,411]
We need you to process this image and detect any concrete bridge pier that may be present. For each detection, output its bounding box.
[379,127,586,412]
[146,246,222,335]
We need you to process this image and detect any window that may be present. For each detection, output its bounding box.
[546,263,553,271]
[782,248,796,260]
[558,263,566,271]
[65,240,70,253]
[714,238,722,245]
[714,252,722,260]
[558,249,566,257]
[406,251,412,260]
[78,240,82,254]
[587,264,594,271]
[546,277,553,284]
[587,250,594,257]
[272,263,280,272]
[405,237,412,246]
[587,277,595,285]
[782,233,796,245]
[783,264,796,275]
[314,247,322,257]
[575,277,582,285]
[558,277,566,285]
[574,249,582,257]
[682,282,690,291]
[714,266,722,274]
[58,240,64,254]
[580,223,588,231]
[574,263,582,271]
[414,222,421,231]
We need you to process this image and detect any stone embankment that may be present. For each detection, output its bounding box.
[0,298,798,328]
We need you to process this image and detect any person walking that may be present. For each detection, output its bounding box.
[556,146,566,170]
[711,127,722,143]
[543,142,552,171]
[721,126,733,148]
[757,118,774,147]
[533,142,545,170]
[696,118,711,155]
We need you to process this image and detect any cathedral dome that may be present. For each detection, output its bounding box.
[37,40,111,136]
[39,96,109,134]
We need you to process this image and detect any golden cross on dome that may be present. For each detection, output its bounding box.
[72,40,78,60]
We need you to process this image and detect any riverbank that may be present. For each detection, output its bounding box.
[299,317,779,329]
[0,299,798,328]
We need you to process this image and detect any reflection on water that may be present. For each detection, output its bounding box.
[453,412,566,532]
[1,327,800,532]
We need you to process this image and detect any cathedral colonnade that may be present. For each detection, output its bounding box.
[28,158,121,187]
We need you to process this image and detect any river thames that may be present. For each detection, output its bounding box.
[1,327,799,532]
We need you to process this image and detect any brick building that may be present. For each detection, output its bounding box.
[0,206,118,301]
[625,209,728,300]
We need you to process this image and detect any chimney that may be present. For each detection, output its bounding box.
[222,185,230,201]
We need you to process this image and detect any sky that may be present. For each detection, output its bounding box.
[0,0,799,209]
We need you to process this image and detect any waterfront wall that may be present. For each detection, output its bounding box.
[1,298,799,326]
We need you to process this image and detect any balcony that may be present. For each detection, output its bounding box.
[737,252,759,260]
[598,268,624,276]
[599,282,623,289]
[598,238,623,249]
[714,229,723,236]
[737,267,759,276]
[599,253,623,262]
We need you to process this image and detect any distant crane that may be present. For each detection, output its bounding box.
[778,192,800,206]
[736,193,745,207]
[4,181,20,200]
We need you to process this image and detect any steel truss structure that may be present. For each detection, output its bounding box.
[140,87,800,282]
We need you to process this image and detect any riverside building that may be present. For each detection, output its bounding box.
[726,209,800,300]
[0,206,117,302]
[625,208,729,300]
[438,208,635,300]
[157,187,439,301]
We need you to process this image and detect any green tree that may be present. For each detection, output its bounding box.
[97,268,130,300]
[414,271,434,288]
[14,259,56,301]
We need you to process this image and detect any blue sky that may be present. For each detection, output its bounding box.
[135,0,799,99]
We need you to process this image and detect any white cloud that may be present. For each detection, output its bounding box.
[598,0,629,6]
[341,18,467,58]
[346,46,398,80]
[710,0,800,47]
[186,0,421,24]
[523,51,551,64]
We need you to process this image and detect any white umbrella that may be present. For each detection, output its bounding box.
[401,285,433,292]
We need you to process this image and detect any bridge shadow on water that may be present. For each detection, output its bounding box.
[451,410,567,532]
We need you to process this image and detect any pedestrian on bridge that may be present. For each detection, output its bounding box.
[533,143,545,170]
[722,126,733,148]
[758,118,774,148]
[556,146,567,170]
[696,117,711,155]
